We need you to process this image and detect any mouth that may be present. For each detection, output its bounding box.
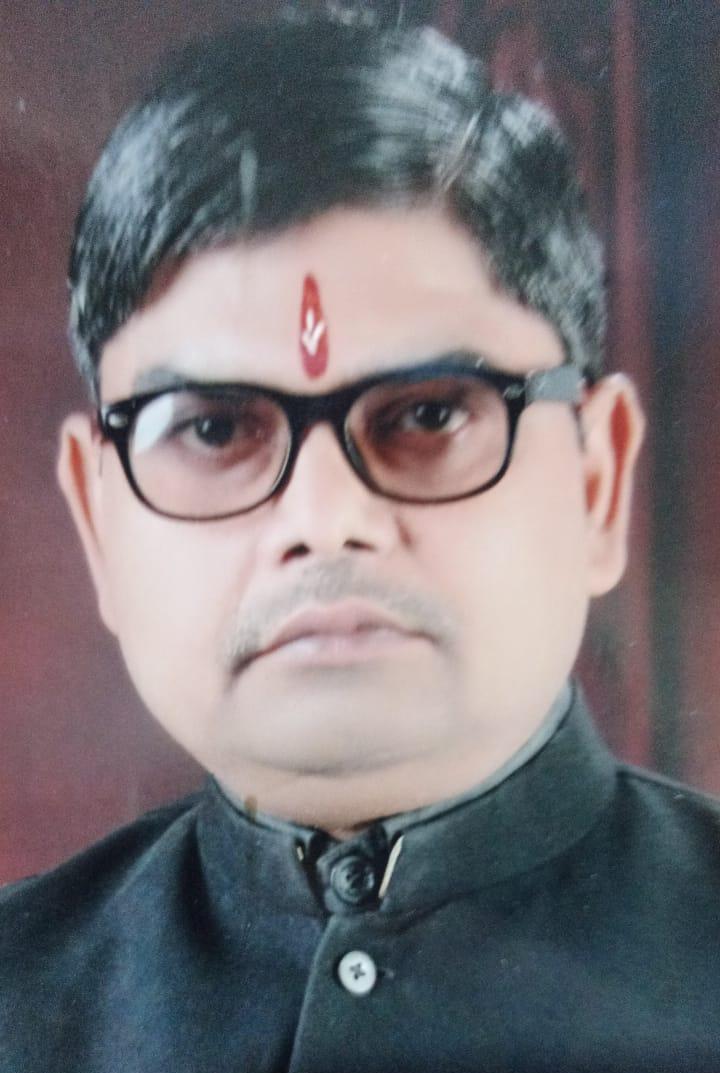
[250,601,431,668]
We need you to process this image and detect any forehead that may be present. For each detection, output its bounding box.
[100,205,564,399]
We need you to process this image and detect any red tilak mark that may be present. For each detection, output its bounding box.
[299,274,329,378]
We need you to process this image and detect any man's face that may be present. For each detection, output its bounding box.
[60,206,642,829]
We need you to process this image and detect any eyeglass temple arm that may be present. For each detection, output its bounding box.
[524,364,586,405]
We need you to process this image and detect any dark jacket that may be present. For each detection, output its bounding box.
[2,683,720,1072]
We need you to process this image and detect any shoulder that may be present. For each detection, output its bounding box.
[604,762,720,881]
[616,761,720,824]
[0,789,203,949]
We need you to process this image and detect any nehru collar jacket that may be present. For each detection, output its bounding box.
[2,680,720,1073]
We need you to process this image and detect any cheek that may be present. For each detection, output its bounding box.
[415,415,589,687]
[98,478,257,721]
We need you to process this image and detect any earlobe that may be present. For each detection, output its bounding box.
[57,413,118,634]
[580,373,645,596]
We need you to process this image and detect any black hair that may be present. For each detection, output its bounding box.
[68,9,606,393]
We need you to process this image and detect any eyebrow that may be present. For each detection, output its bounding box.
[131,365,190,393]
[129,350,499,396]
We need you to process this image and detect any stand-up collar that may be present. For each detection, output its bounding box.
[196,681,617,918]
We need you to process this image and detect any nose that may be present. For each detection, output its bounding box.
[262,422,402,563]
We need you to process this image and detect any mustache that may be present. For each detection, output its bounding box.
[222,558,459,674]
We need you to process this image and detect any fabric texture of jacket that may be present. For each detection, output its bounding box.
[2,681,720,1072]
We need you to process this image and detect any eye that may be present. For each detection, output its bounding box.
[169,408,270,463]
[392,399,469,434]
[131,389,282,465]
[188,413,246,448]
[374,392,471,439]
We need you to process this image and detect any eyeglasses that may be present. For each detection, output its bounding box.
[98,352,585,522]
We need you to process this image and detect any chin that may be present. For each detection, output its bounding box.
[220,693,444,777]
[208,657,459,778]
[242,722,419,777]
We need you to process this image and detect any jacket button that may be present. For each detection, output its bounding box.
[337,950,377,996]
[330,854,377,906]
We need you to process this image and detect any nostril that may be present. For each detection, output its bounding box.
[282,543,311,564]
[280,538,372,565]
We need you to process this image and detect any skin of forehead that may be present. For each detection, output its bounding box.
[100,206,566,402]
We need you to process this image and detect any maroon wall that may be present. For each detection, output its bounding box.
[2,0,718,882]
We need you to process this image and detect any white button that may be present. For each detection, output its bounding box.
[337,950,377,996]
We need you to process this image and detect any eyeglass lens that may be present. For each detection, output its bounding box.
[128,375,510,518]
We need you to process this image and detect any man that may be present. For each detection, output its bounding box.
[1,9,718,1073]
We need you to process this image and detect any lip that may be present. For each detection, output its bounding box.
[257,600,427,663]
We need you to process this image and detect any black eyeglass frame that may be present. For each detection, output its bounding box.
[98,353,587,522]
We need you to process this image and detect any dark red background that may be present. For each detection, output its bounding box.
[2,1,719,882]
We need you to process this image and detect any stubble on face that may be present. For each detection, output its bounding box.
[220,556,460,678]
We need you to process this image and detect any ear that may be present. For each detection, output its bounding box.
[57,413,118,634]
[579,373,645,596]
